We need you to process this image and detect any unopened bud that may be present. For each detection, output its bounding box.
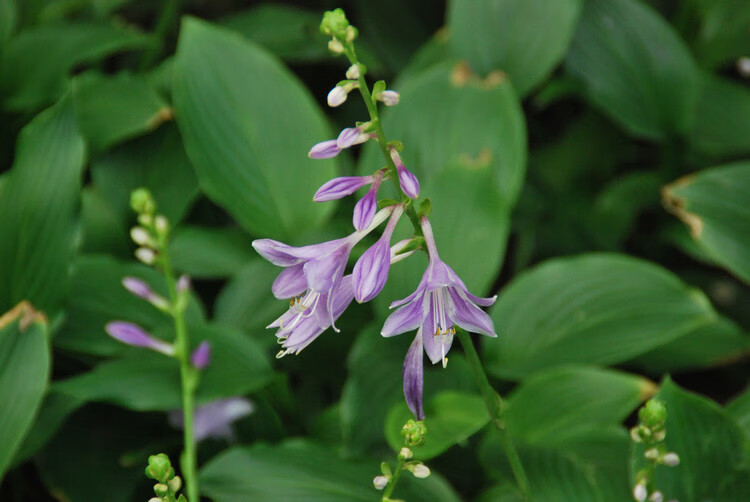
[154,215,169,235]
[131,188,155,214]
[345,25,357,42]
[630,426,642,443]
[738,57,750,78]
[399,447,413,460]
[373,475,389,490]
[327,86,348,107]
[168,476,182,492]
[652,429,666,441]
[328,39,344,54]
[649,491,664,502]
[136,247,156,265]
[154,483,169,497]
[378,90,400,106]
[148,498,161,502]
[409,463,430,478]
[346,64,360,80]
[130,227,152,246]
[176,275,191,293]
[639,399,667,428]
[633,481,647,502]
[145,453,173,483]
[644,448,659,460]
[660,452,680,467]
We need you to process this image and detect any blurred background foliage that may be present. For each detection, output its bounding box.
[0,0,748,500]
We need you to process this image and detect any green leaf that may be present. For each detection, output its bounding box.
[54,255,205,356]
[173,17,337,240]
[90,124,199,225]
[0,303,50,482]
[726,386,750,440]
[1,22,150,110]
[0,94,85,318]
[504,366,654,444]
[221,4,329,63]
[565,0,700,140]
[199,439,461,502]
[0,0,16,51]
[54,323,274,411]
[385,391,490,460]
[169,226,256,279]
[688,0,750,69]
[631,378,749,501]
[448,0,584,96]
[689,74,750,156]
[79,186,131,256]
[482,254,717,379]
[629,317,749,373]
[663,162,750,284]
[73,71,171,152]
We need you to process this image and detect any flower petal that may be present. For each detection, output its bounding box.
[271,264,308,299]
[448,288,497,337]
[403,333,425,420]
[381,295,424,337]
[397,166,420,199]
[352,239,391,303]
[353,189,377,231]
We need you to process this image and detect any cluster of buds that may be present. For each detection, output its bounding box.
[373,442,430,500]
[105,189,210,369]
[145,453,187,502]
[630,400,680,502]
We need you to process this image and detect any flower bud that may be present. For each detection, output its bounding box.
[176,275,191,293]
[336,126,369,149]
[738,57,750,78]
[346,64,361,80]
[649,491,663,502]
[309,140,341,159]
[320,8,350,37]
[408,463,430,478]
[633,481,647,502]
[131,188,155,214]
[401,419,427,447]
[327,86,348,107]
[106,321,175,356]
[644,448,659,460]
[314,176,374,202]
[148,498,161,502]
[130,227,152,246]
[168,476,182,492]
[191,341,212,369]
[639,399,667,428]
[155,215,169,235]
[328,39,344,54]
[399,447,413,460]
[630,426,643,443]
[652,429,666,441]
[378,90,400,106]
[373,475,389,490]
[145,453,174,483]
[136,247,157,265]
[390,147,420,199]
[660,452,680,467]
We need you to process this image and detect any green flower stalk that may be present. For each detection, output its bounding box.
[374,420,431,501]
[630,399,680,502]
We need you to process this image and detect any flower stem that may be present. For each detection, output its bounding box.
[162,252,199,502]
[456,328,531,500]
[381,457,406,500]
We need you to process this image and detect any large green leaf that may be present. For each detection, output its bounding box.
[689,73,750,157]
[727,386,750,440]
[565,0,700,140]
[1,23,150,110]
[199,439,460,502]
[631,378,749,501]
[663,162,750,284]
[169,226,256,279]
[90,123,199,225]
[483,254,717,379]
[448,0,583,96]
[55,323,274,411]
[173,17,336,239]
[385,391,490,460]
[687,0,750,69]
[504,366,654,444]
[0,94,85,318]
[54,255,205,356]
[73,71,171,152]
[0,303,50,482]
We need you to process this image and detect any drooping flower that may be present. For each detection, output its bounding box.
[313,175,376,202]
[122,276,169,310]
[381,216,497,418]
[169,397,254,442]
[308,124,372,160]
[352,204,404,302]
[105,321,175,356]
[353,170,385,230]
[252,207,392,333]
[269,274,356,357]
[389,147,420,199]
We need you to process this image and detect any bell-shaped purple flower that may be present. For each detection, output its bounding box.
[253,207,392,332]
[353,170,385,230]
[169,397,254,442]
[313,175,375,202]
[191,341,211,369]
[269,274,356,357]
[308,140,341,159]
[381,217,497,418]
[390,147,420,199]
[352,204,404,303]
[105,321,175,356]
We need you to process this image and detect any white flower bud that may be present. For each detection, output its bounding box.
[660,452,680,467]
[649,491,664,502]
[149,498,161,502]
[155,215,169,234]
[644,448,659,460]
[327,86,348,107]
[379,90,400,106]
[630,426,642,443]
[345,25,356,42]
[410,463,430,478]
[135,247,156,265]
[328,39,344,54]
[633,481,648,502]
[130,226,151,246]
[168,476,182,492]
[346,64,360,80]
[373,475,389,490]
[652,429,666,441]
[738,57,750,78]
[399,447,413,459]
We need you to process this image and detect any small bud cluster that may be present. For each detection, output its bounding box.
[145,453,187,502]
[401,419,427,447]
[373,423,431,500]
[630,399,680,502]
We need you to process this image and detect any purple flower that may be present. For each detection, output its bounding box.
[105,321,175,356]
[191,341,211,369]
[381,216,497,419]
[252,208,392,332]
[403,332,424,420]
[353,170,385,230]
[122,277,169,310]
[313,175,375,202]
[336,126,370,149]
[390,147,420,199]
[169,397,254,442]
[308,140,341,159]
[352,204,404,302]
[269,274,356,357]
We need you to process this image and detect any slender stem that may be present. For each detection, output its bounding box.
[162,252,199,502]
[456,329,531,500]
[382,457,406,500]
[139,0,184,70]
